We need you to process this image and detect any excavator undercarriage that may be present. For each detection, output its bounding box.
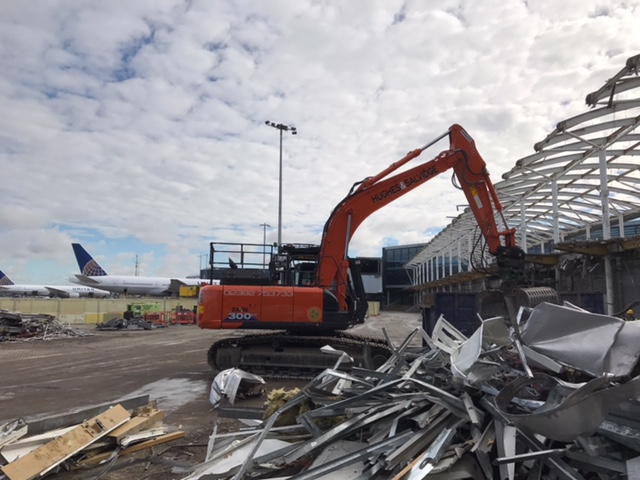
[208,331,393,380]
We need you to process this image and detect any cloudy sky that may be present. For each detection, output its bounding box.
[1,0,639,284]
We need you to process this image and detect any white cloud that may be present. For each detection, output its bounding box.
[0,0,639,283]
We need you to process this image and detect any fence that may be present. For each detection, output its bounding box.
[1,297,379,324]
[0,298,198,325]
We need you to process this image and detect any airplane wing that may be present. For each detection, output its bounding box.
[45,287,70,298]
[74,274,100,285]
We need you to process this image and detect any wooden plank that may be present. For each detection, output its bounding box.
[77,431,185,466]
[1,405,130,480]
[1,426,76,464]
[107,408,165,442]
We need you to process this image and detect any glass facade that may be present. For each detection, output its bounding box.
[382,243,426,308]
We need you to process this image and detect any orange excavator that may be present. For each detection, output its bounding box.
[197,124,539,377]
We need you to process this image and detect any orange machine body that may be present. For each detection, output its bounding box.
[198,285,325,330]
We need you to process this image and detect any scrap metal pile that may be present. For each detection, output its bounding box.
[0,310,91,341]
[194,302,640,479]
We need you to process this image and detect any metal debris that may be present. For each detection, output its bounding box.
[0,420,27,449]
[0,310,91,341]
[192,301,640,479]
[520,302,640,377]
[209,368,266,407]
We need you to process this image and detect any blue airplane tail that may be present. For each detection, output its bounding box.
[0,270,15,286]
[72,243,108,276]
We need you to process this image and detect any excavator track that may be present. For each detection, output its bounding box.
[208,331,393,380]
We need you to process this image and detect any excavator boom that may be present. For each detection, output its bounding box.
[317,124,520,310]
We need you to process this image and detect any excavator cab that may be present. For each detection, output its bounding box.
[269,244,321,287]
[267,244,367,323]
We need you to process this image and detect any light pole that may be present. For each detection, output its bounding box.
[260,223,271,268]
[265,120,297,250]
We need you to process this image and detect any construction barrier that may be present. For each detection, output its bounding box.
[170,311,195,325]
[143,312,168,327]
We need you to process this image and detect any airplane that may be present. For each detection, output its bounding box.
[69,243,210,296]
[0,270,111,298]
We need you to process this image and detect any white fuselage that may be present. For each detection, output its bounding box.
[0,284,111,298]
[70,274,204,296]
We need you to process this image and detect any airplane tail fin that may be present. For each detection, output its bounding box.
[0,270,15,286]
[72,243,108,276]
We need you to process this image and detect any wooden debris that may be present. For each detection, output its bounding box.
[1,405,130,480]
[24,395,150,437]
[107,406,165,442]
[76,431,185,466]
[0,398,184,480]
[1,426,76,464]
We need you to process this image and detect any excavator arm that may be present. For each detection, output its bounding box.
[317,124,523,310]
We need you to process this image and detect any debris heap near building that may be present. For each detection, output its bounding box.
[0,310,91,341]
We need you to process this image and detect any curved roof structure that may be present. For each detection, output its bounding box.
[407,54,640,273]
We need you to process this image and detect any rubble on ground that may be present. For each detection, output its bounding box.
[95,316,155,331]
[195,302,640,479]
[0,396,185,480]
[0,310,91,341]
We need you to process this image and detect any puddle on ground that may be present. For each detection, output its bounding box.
[121,377,208,412]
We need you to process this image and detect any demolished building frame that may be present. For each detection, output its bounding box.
[405,54,640,315]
